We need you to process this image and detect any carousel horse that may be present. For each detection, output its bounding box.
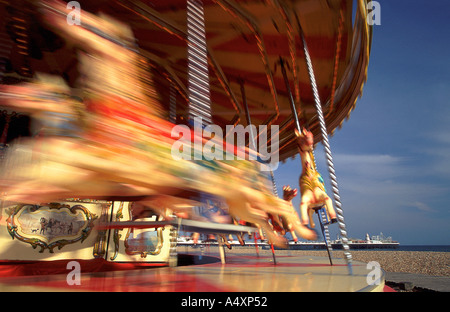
[264,185,302,242]
[295,128,337,228]
[0,0,317,247]
[128,195,202,221]
[281,185,299,241]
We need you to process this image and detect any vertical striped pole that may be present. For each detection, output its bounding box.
[187,0,230,263]
[279,57,334,264]
[299,26,353,274]
[187,0,212,126]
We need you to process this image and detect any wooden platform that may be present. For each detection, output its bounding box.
[0,250,386,292]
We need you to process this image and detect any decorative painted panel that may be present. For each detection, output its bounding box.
[0,199,171,263]
[107,201,171,263]
[6,203,97,253]
[0,199,108,261]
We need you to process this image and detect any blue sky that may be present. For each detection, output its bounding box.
[273,1,450,245]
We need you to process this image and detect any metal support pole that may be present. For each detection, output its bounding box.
[239,79,277,264]
[315,207,334,265]
[239,80,257,151]
[187,0,212,126]
[298,24,353,275]
[279,57,334,265]
[253,235,260,257]
[218,236,226,264]
[169,83,177,124]
[279,58,301,133]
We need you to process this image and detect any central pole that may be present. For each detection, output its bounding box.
[187,0,212,126]
[297,21,353,274]
[279,57,334,266]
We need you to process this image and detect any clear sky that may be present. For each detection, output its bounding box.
[273,1,450,245]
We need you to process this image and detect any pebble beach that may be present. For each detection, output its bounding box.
[184,246,450,277]
[288,249,449,277]
[178,246,450,292]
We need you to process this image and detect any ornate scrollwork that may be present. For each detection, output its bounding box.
[109,201,124,260]
[93,202,113,258]
[6,203,97,253]
[123,202,164,258]
[124,227,164,258]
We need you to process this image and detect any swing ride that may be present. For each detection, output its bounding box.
[0,0,385,291]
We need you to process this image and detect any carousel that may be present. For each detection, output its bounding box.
[0,0,386,292]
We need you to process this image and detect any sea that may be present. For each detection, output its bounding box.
[330,245,450,252]
[275,244,450,252]
[334,245,450,252]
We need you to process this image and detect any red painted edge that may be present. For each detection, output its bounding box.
[0,259,167,278]
[383,285,396,292]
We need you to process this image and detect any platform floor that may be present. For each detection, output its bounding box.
[0,250,385,292]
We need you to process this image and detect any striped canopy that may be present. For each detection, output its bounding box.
[0,0,372,161]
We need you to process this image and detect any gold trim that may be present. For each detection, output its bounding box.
[123,202,164,258]
[93,202,113,258]
[124,227,164,258]
[110,201,125,260]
